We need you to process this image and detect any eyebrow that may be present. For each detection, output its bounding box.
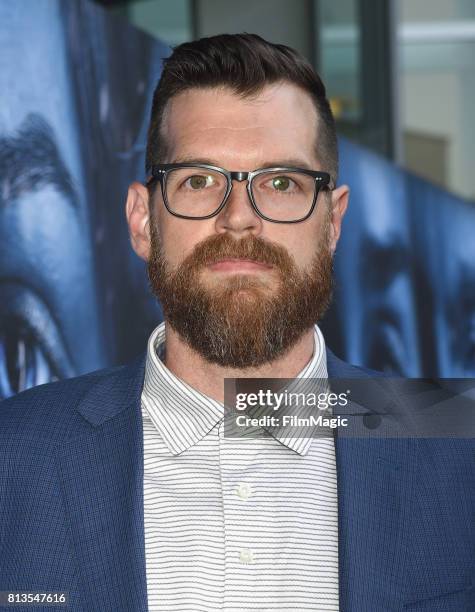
[171,156,317,171]
[0,113,79,211]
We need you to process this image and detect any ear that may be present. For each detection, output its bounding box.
[125,182,152,261]
[328,184,349,254]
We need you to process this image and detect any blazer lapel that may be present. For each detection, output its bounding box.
[327,349,417,610]
[55,356,148,612]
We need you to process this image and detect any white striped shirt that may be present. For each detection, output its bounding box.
[141,322,339,611]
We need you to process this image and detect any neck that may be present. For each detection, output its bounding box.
[162,322,316,404]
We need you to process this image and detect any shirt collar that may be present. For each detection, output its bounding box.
[142,321,328,456]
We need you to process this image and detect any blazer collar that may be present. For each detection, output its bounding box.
[75,346,369,428]
[76,354,146,427]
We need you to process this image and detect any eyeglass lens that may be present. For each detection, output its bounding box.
[164,166,318,221]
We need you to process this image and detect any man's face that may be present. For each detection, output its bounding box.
[0,116,107,398]
[128,82,348,367]
[0,0,107,398]
[334,140,421,376]
[430,198,475,377]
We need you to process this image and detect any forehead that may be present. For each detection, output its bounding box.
[161,82,319,169]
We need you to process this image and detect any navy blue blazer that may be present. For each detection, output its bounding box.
[0,349,473,611]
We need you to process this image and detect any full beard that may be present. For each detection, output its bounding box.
[147,220,334,369]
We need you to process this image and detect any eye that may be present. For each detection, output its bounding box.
[0,324,59,399]
[0,283,74,399]
[263,175,300,193]
[271,176,292,191]
[186,174,216,190]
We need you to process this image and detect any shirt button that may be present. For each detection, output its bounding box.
[239,548,255,564]
[236,482,252,500]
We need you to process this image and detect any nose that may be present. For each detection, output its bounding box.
[214,178,263,237]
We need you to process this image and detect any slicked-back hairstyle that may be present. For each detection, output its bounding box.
[146,33,338,184]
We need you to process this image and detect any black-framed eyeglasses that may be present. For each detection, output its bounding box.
[147,163,333,224]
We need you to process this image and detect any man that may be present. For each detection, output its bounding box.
[0,1,108,400]
[0,34,473,612]
[0,115,106,397]
[333,139,421,376]
[409,177,475,377]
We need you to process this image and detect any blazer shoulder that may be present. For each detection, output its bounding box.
[326,347,388,379]
[0,359,140,443]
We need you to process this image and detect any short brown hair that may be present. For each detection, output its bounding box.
[146,33,338,183]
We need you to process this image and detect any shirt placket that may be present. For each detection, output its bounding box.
[219,420,261,610]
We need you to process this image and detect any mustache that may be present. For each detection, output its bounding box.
[179,233,295,271]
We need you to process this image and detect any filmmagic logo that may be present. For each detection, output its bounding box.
[235,413,349,429]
